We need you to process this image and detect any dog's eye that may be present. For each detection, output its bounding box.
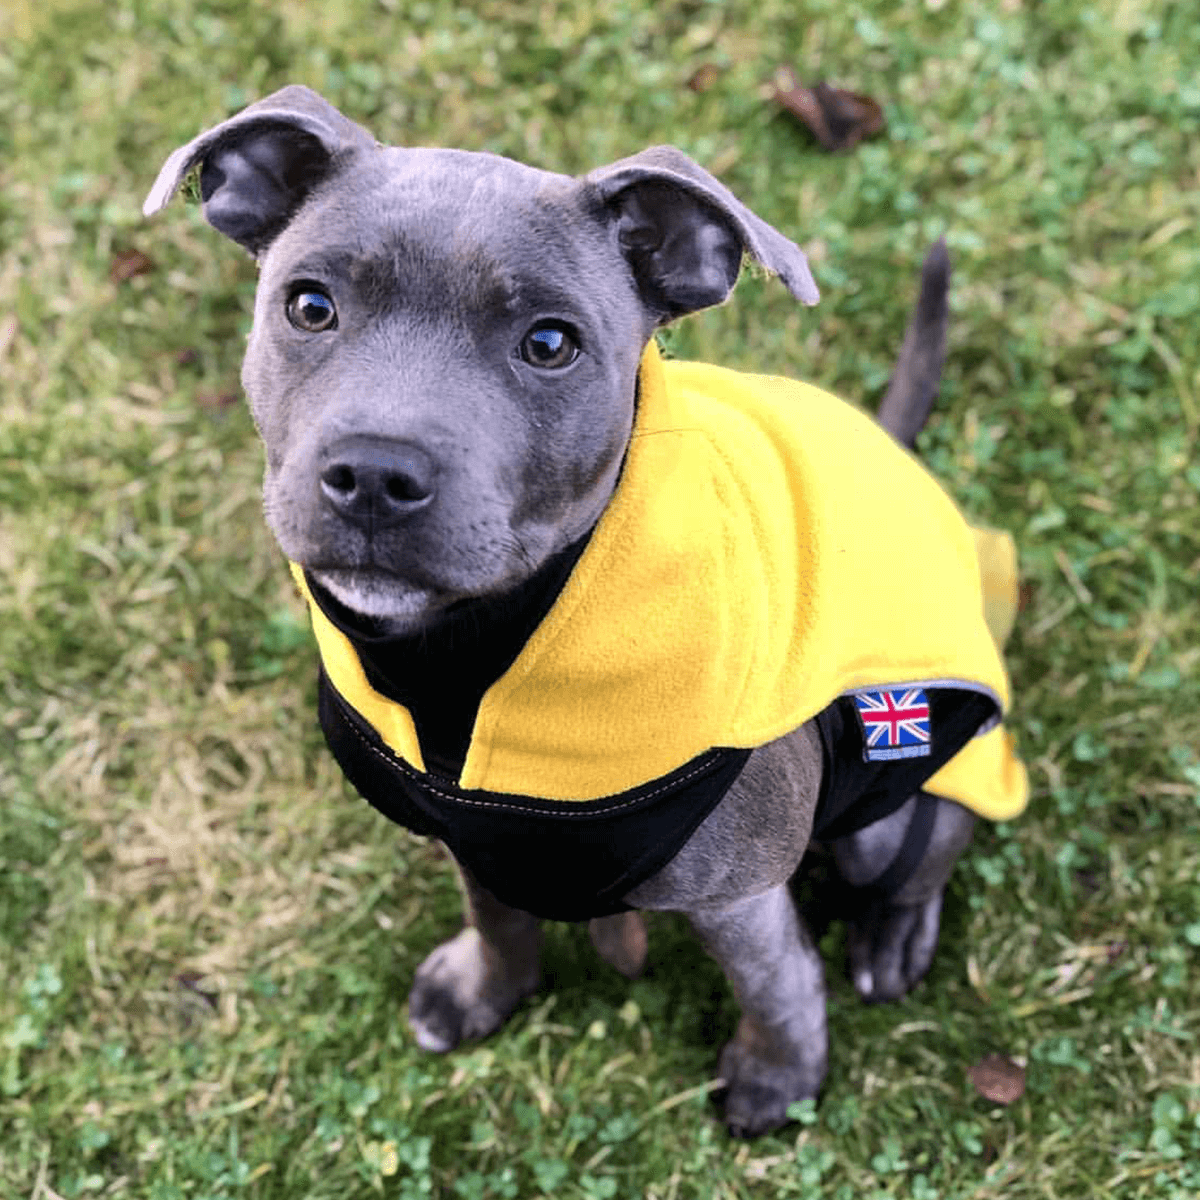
[287,287,337,332]
[519,322,580,369]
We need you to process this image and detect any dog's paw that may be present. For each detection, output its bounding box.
[717,1018,827,1138]
[847,890,944,1003]
[408,928,539,1052]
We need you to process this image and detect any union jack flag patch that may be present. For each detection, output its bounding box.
[853,687,932,762]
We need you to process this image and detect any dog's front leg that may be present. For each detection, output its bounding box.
[685,885,828,1138]
[408,858,542,1052]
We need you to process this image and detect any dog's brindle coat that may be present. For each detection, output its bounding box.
[147,86,980,1136]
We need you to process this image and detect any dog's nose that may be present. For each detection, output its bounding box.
[319,436,436,526]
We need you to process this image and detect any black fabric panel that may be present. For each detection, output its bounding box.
[303,533,591,777]
[318,672,751,922]
[811,689,997,842]
[857,788,940,901]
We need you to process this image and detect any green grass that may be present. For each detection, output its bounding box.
[2,0,1198,1196]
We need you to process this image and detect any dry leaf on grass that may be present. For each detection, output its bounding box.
[109,248,155,283]
[0,314,17,360]
[687,63,723,93]
[196,389,240,410]
[770,66,886,152]
[969,1054,1026,1104]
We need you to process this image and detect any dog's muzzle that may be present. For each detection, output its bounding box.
[318,435,436,528]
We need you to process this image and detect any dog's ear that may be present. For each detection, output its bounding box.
[587,146,819,321]
[143,85,376,255]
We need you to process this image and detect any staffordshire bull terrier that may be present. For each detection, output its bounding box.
[145,86,1026,1136]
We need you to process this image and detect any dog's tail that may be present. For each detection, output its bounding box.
[875,238,950,449]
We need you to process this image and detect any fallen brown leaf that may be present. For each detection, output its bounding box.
[196,390,240,410]
[770,66,886,152]
[687,63,723,93]
[0,315,17,361]
[109,248,155,284]
[969,1054,1026,1105]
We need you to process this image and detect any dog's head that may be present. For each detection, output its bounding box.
[146,86,817,633]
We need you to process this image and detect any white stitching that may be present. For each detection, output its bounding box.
[336,697,725,818]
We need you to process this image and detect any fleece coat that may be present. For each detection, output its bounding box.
[292,341,1028,917]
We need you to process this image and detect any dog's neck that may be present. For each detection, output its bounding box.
[304,531,593,778]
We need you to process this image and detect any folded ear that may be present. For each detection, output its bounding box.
[143,85,377,255]
[586,146,819,322]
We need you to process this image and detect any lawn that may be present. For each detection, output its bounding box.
[1,0,1198,1197]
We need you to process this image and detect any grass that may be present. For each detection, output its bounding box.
[2,0,1198,1196]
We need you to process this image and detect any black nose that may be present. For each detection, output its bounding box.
[319,436,436,526]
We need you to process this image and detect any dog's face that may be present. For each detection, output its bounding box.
[146,86,818,633]
[246,150,653,628]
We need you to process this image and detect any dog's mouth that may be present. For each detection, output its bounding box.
[304,529,595,644]
[306,563,536,639]
[306,566,453,637]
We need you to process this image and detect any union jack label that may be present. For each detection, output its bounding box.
[853,688,932,762]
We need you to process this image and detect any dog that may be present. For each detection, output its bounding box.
[145,86,1027,1137]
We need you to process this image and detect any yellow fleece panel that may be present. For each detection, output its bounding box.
[916,526,1024,818]
[290,562,426,773]
[293,341,1028,821]
[973,526,1020,650]
[925,726,1026,820]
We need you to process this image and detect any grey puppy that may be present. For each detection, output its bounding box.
[145,86,1024,1136]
